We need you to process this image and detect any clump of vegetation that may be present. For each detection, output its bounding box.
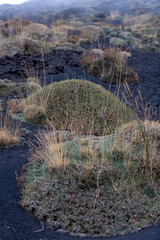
[1,18,31,37]
[26,77,42,93]
[27,82,42,93]
[119,119,160,147]
[27,77,40,84]
[0,111,21,147]
[20,116,160,236]
[0,129,19,147]
[7,99,24,114]
[0,79,30,97]
[0,78,42,98]
[21,22,50,41]
[81,47,140,84]
[24,79,133,135]
[80,25,105,40]
[19,37,52,56]
[24,104,46,125]
[109,37,128,47]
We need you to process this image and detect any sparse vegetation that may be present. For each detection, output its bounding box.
[0,111,21,147]
[7,98,24,114]
[82,47,139,84]
[21,114,160,236]
[0,79,30,97]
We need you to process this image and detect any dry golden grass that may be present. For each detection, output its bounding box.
[26,77,42,92]
[81,47,136,84]
[1,19,50,39]
[24,104,46,125]
[28,82,42,93]
[80,50,97,66]
[30,129,69,170]
[82,47,131,67]
[7,98,24,114]
[0,129,19,147]
[0,111,21,147]
[27,77,40,83]
[50,24,74,45]
[21,23,50,40]
[79,145,95,160]
[104,47,131,66]
[5,18,31,36]
[119,120,160,143]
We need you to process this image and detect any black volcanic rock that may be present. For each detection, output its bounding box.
[0,49,81,82]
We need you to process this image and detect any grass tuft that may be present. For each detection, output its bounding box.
[81,47,140,84]
[0,111,21,147]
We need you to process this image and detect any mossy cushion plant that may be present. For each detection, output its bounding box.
[24,79,133,135]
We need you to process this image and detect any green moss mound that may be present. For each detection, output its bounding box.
[25,79,133,135]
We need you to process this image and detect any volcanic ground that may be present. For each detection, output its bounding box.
[0,47,160,240]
